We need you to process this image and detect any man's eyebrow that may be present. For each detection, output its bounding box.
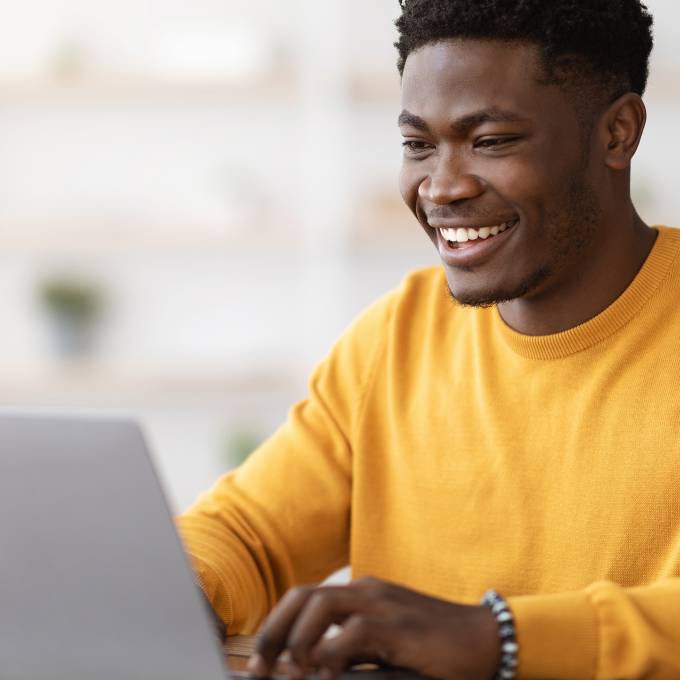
[398,111,430,131]
[454,108,528,133]
[398,108,529,134]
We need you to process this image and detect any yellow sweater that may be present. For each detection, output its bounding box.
[178,225,680,680]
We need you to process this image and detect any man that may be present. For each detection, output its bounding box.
[178,1,680,678]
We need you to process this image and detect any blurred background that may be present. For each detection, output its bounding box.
[0,0,677,512]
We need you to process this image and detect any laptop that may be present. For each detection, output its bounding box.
[0,415,420,680]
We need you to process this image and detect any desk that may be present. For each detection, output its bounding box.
[225,635,257,672]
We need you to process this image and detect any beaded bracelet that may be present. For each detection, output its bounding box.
[481,590,519,680]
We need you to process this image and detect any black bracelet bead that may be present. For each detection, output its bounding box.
[481,590,518,680]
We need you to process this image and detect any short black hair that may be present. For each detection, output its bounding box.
[395,0,654,102]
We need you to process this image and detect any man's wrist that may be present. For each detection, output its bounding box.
[459,603,502,680]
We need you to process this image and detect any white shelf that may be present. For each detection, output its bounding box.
[0,220,302,255]
[0,359,299,405]
[0,71,300,105]
[645,66,680,103]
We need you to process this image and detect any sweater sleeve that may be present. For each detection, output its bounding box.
[176,292,394,635]
[508,578,680,679]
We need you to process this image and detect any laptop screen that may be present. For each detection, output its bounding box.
[0,415,228,680]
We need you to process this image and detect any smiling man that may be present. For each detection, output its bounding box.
[178,2,680,679]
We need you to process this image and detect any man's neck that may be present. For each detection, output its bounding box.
[497,212,657,337]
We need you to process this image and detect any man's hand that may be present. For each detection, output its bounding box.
[246,577,500,680]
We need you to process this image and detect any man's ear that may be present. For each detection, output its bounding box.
[601,93,647,171]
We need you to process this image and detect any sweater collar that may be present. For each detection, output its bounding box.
[495,226,680,360]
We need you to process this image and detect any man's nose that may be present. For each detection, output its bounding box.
[419,156,484,205]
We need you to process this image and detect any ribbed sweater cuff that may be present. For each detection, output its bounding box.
[176,517,235,627]
[507,590,598,679]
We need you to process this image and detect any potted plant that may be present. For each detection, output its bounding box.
[38,278,104,358]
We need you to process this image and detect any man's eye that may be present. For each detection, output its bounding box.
[402,140,432,154]
[475,136,521,149]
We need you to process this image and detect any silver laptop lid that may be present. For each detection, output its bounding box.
[0,414,228,680]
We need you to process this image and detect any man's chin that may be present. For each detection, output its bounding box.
[447,287,512,308]
[445,266,551,308]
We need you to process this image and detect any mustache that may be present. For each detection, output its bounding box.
[426,206,507,221]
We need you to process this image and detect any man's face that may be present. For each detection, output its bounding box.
[399,40,601,307]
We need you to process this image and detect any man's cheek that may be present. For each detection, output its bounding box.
[398,166,420,214]
[486,160,540,199]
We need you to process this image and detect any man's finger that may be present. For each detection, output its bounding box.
[249,585,315,675]
[286,587,367,669]
[311,614,387,680]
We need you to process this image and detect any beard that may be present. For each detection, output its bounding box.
[448,173,600,308]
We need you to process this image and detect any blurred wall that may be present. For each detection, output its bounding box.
[0,0,676,510]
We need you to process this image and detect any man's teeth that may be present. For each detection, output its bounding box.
[440,222,513,244]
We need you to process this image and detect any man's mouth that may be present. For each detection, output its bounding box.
[437,219,519,249]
